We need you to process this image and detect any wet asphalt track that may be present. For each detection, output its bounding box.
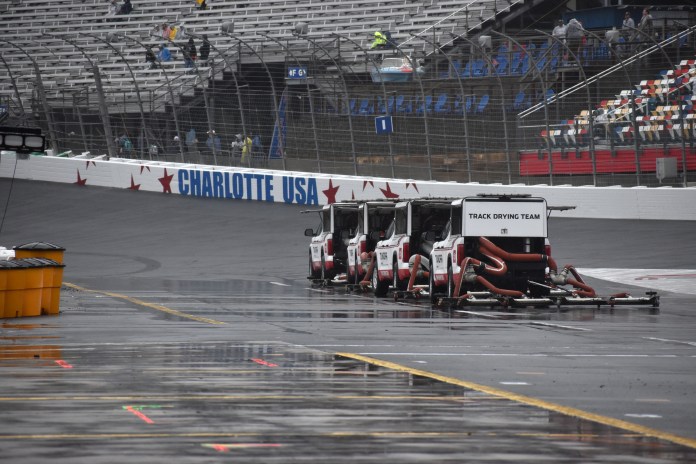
[0,178,695,463]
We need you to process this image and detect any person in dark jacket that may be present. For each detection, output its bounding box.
[184,37,197,69]
[119,0,133,14]
[199,35,211,64]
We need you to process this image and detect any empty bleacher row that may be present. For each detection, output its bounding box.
[541,59,696,149]
[0,0,521,115]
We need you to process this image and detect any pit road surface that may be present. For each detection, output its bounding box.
[0,178,694,463]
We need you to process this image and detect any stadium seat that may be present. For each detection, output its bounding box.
[434,93,450,114]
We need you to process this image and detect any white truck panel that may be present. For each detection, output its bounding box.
[463,198,547,237]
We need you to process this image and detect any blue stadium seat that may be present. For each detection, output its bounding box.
[476,94,489,113]
[434,93,449,113]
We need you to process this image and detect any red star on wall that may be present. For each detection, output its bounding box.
[159,168,174,194]
[75,170,87,186]
[362,180,374,191]
[380,182,399,199]
[405,182,419,193]
[128,174,141,191]
[351,190,356,200]
[322,179,340,204]
[140,165,151,174]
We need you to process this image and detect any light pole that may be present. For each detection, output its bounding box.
[580,28,642,186]
[46,33,117,159]
[331,32,393,177]
[163,35,217,164]
[536,29,597,186]
[220,22,286,171]
[0,39,59,155]
[188,32,248,165]
[260,28,322,173]
[80,31,151,159]
[491,31,555,185]
[625,24,688,187]
[108,32,186,161]
[389,42,433,180]
[299,33,359,175]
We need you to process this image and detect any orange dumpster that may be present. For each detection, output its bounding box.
[2,261,25,319]
[35,258,63,315]
[14,242,66,264]
[19,259,44,317]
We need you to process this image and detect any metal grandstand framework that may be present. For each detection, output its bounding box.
[1,0,695,187]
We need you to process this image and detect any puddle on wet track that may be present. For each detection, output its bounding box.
[0,341,693,463]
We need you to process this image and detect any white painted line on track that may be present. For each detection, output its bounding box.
[625,414,663,419]
[499,381,530,386]
[578,268,696,295]
[643,337,696,347]
[269,282,291,287]
[527,322,591,331]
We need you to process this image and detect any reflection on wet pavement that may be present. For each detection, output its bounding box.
[0,341,693,463]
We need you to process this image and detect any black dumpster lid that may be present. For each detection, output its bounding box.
[6,259,32,268]
[13,241,65,251]
[32,258,63,267]
[0,260,19,268]
[19,258,48,266]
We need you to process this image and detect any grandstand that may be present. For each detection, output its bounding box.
[0,0,695,187]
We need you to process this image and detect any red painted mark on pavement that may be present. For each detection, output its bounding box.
[55,360,73,369]
[636,273,696,281]
[250,358,278,367]
[206,443,282,452]
[125,405,155,424]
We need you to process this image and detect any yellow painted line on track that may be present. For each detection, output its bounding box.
[64,283,226,325]
[337,352,696,450]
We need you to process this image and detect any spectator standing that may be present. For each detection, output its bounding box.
[565,17,584,58]
[199,35,211,64]
[119,0,133,15]
[196,0,208,10]
[621,11,635,34]
[158,43,171,63]
[638,8,653,37]
[241,134,252,166]
[184,37,197,69]
[552,19,566,41]
[205,130,221,158]
[185,128,197,154]
[230,133,243,164]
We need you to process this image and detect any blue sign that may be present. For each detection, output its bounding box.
[287,66,307,79]
[375,116,393,135]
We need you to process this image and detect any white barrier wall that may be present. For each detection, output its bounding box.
[2,153,695,220]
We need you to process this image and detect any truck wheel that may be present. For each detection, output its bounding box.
[429,267,439,304]
[372,265,388,297]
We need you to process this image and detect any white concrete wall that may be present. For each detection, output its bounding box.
[1,153,694,220]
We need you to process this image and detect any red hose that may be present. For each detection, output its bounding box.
[479,237,546,263]
[474,275,525,297]
[407,254,420,291]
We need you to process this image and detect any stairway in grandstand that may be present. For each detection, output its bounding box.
[0,0,526,117]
